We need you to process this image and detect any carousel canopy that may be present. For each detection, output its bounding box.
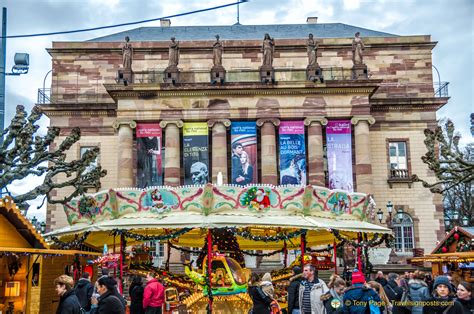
[47,184,391,249]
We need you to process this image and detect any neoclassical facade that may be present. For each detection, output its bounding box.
[41,20,448,259]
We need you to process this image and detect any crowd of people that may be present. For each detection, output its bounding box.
[53,266,472,314]
[54,270,165,314]
[249,266,472,314]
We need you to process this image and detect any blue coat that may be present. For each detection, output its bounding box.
[342,284,382,314]
[408,279,430,314]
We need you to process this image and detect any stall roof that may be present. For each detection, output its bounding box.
[431,226,473,254]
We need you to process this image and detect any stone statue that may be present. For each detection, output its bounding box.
[262,33,275,67]
[307,33,318,66]
[168,37,180,67]
[122,36,133,69]
[352,32,365,65]
[213,35,223,66]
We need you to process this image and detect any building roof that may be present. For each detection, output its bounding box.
[89,23,397,42]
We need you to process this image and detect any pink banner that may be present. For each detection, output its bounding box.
[136,123,162,187]
[326,120,353,192]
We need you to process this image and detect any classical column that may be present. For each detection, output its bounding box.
[256,118,280,185]
[113,120,137,188]
[208,119,231,184]
[304,117,328,186]
[351,116,376,194]
[159,120,183,186]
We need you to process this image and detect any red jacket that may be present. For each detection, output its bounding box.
[142,278,165,309]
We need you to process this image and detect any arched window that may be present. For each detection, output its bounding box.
[392,213,415,253]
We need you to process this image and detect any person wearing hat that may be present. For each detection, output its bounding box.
[341,269,381,314]
[287,266,303,314]
[422,276,463,314]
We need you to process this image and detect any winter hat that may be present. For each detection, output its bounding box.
[433,276,452,292]
[351,269,366,285]
[261,272,272,282]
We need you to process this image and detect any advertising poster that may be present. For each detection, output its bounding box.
[231,122,257,186]
[279,121,307,185]
[183,122,209,185]
[326,120,353,192]
[136,123,162,188]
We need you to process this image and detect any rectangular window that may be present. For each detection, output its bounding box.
[80,146,99,174]
[388,142,407,170]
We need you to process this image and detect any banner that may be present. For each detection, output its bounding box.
[136,123,162,188]
[231,122,257,186]
[326,120,353,192]
[279,121,307,185]
[183,122,209,185]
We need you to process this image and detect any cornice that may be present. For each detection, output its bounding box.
[304,116,328,126]
[370,97,449,111]
[256,118,281,127]
[159,120,184,128]
[38,103,117,117]
[208,119,231,128]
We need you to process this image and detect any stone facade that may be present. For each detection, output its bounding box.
[42,26,448,257]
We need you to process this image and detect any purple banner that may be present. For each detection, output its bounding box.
[279,121,306,185]
[326,120,353,192]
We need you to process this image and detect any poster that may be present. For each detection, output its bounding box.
[279,121,307,185]
[231,122,257,186]
[183,122,209,185]
[136,123,162,188]
[326,120,353,191]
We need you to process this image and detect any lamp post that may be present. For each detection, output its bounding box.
[386,201,393,219]
[462,216,469,227]
[396,207,404,221]
[40,221,46,234]
[377,208,384,223]
[31,216,37,228]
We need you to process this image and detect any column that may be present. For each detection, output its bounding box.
[113,120,137,187]
[304,117,328,186]
[159,120,183,186]
[208,119,231,184]
[351,116,375,194]
[256,118,280,185]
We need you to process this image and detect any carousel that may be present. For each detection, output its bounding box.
[47,184,392,313]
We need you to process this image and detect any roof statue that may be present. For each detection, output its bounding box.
[122,36,133,69]
[213,34,223,67]
[352,32,365,65]
[307,33,318,67]
[168,37,180,67]
[261,33,275,67]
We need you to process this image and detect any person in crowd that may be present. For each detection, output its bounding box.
[424,273,434,294]
[342,269,381,314]
[398,276,409,292]
[383,273,407,314]
[321,277,346,313]
[298,264,328,314]
[142,272,165,314]
[75,272,94,313]
[367,281,390,313]
[327,274,342,289]
[129,276,145,314]
[456,281,472,314]
[55,275,82,314]
[260,273,275,298]
[422,276,463,314]
[249,273,273,314]
[90,276,125,314]
[287,266,303,314]
[409,271,430,314]
[375,271,388,287]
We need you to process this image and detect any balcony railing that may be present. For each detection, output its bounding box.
[37,88,51,104]
[387,169,413,188]
[433,81,449,97]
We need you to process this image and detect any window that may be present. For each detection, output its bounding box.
[392,213,414,254]
[80,146,99,174]
[389,142,407,170]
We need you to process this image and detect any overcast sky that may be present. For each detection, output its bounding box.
[2,0,473,220]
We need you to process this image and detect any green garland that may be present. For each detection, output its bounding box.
[50,231,91,249]
[228,227,307,242]
[330,230,392,249]
[110,228,192,241]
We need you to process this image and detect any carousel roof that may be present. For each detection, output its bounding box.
[47,184,390,250]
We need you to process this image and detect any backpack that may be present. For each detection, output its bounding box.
[270,300,282,314]
[367,296,381,314]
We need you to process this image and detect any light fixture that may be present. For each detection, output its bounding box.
[40,222,46,234]
[396,207,404,221]
[31,216,37,226]
[444,216,451,228]
[462,216,469,226]
[386,201,393,216]
[376,208,384,223]
[453,211,459,221]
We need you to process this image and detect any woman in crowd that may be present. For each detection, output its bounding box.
[321,277,346,313]
[90,276,125,314]
[422,276,463,314]
[367,281,390,314]
[54,275,82,314]
[408,271,430,314]
[287,266,303,314]
[249,273,273,314]
[456,281,473,314]
[129,275,145,314]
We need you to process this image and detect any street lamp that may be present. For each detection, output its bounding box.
[386,201,393,218]
[462,216,469,227]
[31,216,37,227]
[453,210,460,221]
[444,216,451,228]
[40,221,46,234]
[377,208,384,223]
[396,207,404,221]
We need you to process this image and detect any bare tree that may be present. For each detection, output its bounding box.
[412,120,473,225]
[0,105,107,209]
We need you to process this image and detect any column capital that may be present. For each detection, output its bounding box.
[351,115,376,126]
[159,120,184,128]
[256,118,280,127]
[304,116,328,126]
[112,120,137,131]
[208,119,231,128]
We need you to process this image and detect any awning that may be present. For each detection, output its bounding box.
[411,251,474,263]
[0,246,102,256]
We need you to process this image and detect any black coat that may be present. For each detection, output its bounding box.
[249,285,272,314]
[422,296,464,314]
[375,277,388,287]
[457,297,474,314]
[56,290,82,314]
[75,279,94,311]
[129,283,145,314]
[383,280,409,314]
[321,291,344,314]
[287,274,302,313]
[91,291,125,314]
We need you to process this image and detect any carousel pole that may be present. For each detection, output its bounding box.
[113,234,116,277]
[283,241,288,268]
[300,231,306,267]
[357,232,362,271]
[333,240,337,275]
[165,240,171,271]
[207,229,213,313]
[119,234,124,294]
